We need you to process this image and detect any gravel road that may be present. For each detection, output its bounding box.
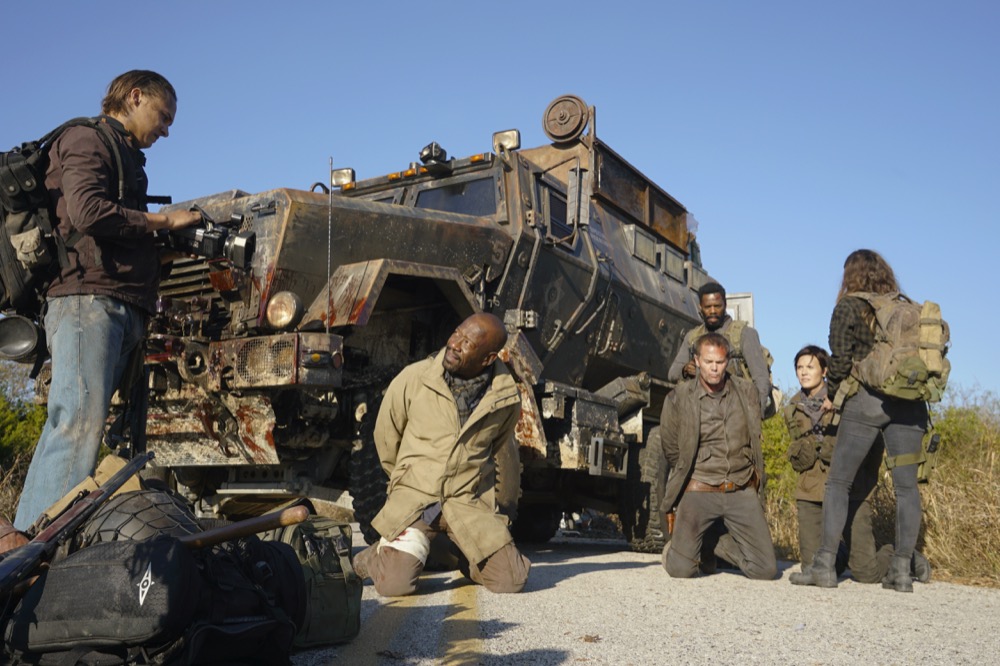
[292,528,999,665]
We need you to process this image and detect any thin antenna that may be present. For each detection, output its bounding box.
[326,156,334,335]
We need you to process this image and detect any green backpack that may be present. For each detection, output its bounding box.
[261,515,362,648]
[849,291,950,403]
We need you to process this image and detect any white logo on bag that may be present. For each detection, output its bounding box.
[137,563,154,606]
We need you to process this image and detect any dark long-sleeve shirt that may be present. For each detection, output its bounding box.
[44,116,163,313]
[827,296,875,397]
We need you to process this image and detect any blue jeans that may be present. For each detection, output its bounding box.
[818,386,927,562]
[14,295,146,530]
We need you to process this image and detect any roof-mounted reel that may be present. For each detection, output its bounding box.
[543,94,592,144]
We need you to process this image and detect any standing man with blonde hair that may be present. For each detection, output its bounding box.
[14,70,201,529]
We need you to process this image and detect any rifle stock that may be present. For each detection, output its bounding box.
[178,505,310,550]
[0,452,152,600]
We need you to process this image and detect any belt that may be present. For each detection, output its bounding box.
[685,470,759,493]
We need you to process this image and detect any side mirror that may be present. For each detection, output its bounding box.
[492,130,520,155]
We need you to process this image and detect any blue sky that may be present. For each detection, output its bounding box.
[3,1,996,396]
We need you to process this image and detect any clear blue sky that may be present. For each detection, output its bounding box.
[4,1,996,397]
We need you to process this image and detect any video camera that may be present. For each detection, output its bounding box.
[160,205,256,269]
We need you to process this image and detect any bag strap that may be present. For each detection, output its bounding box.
[330,529,360,584]
[884,450,926,470]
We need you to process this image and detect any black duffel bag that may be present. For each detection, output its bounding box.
[3,533,306,665]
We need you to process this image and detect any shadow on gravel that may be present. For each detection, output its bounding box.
[310,601,571,665]
[517,543,658,591]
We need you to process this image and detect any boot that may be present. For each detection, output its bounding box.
[912,551,931,583]
[353,544,377,581]
[882,555,914,593]
[660,540,671,572]
[789,550,838,588]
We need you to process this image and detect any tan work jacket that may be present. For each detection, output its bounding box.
[372,350,521,564]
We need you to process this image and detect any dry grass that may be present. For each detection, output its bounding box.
[766,388,1000,587]
[0,453,28,522]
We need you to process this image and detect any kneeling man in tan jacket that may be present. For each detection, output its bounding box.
[354,313,530,596]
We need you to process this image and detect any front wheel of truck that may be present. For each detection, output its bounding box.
[348,393,388,545]
[620,427,669,553]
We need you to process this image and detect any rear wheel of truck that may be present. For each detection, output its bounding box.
[511,504,562,544]
[620,428,669,553]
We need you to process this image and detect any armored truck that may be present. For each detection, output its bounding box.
[142,95,712,551]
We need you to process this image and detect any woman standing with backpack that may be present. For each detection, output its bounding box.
[790,249,929,593]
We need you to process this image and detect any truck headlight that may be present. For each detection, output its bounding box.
[265,291,304,330]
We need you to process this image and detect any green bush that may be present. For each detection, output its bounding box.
[763,386,1000,586]
[0,361,45,520]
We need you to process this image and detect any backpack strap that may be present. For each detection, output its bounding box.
[884,450,926,470]
[684,323,707,359]
[726,319,747,359]
[44,118,126,268]
[829,375,859,426]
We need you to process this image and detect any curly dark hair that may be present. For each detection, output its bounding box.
[837,249,900,301]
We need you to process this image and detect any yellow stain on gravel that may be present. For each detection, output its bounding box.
[325,576,482,665]
[332,592,423,665]
[439,582,483,665]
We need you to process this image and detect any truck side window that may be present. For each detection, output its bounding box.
[538,183,575,250]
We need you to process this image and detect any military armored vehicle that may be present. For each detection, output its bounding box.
[142,95,713,551]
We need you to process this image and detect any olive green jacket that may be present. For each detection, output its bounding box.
[783,391,838,503]
[372,349,521,564]
[784,389,879,503]
[659,374,765,513]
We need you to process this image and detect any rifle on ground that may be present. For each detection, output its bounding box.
[0,452,153,600]
[177,505,309,550]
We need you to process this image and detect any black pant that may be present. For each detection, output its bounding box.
[819,387,927,561]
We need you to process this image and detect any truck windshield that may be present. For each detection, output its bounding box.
[414,177,496,216]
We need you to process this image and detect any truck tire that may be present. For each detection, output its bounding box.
[349,394,388,545]
[511,505,562,544]
[620,428,669,553]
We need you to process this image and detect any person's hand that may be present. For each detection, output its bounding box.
[147,208,202,232]
[162,209,202,231]
[821,397,834,412]
[682,360,697,379]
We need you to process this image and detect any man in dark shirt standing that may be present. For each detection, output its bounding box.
[660,332,777,579]
[14,70,201,529]
[667,282,772,418]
